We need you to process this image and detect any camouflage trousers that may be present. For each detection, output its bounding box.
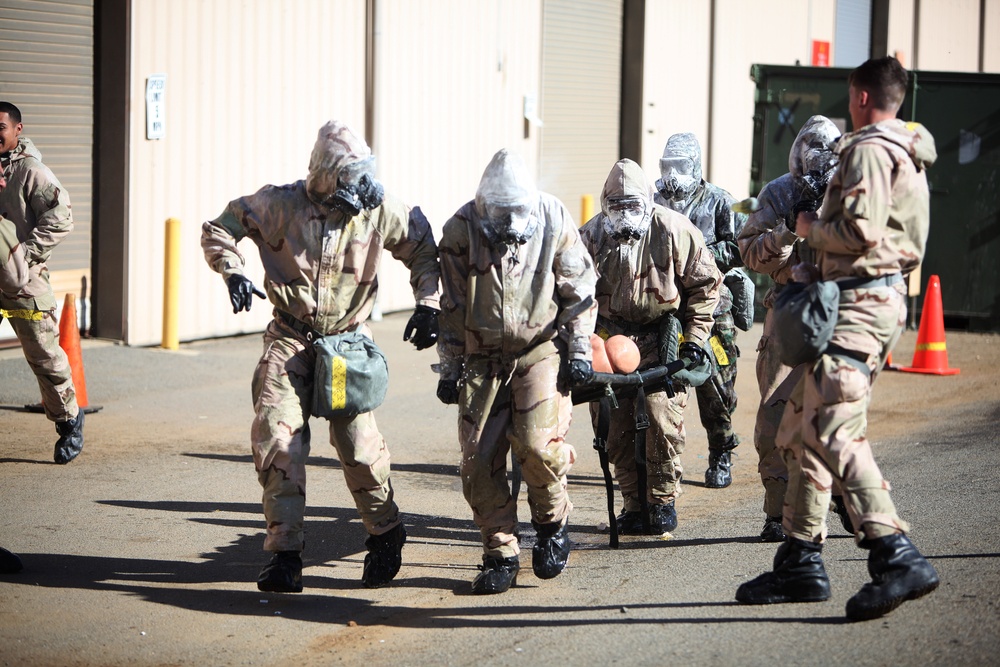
[752,306,803,517]
[777,285,910,543]
[458,342,576,559]
[590,333,690,509]
[1,292,78,422]
[694,312,740,452]
[251,319,399,553]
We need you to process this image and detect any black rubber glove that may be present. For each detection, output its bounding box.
[226,274,266,314]
[436,378,459,405]
[403,305,440,350]
[568,359,593,385]
[678,341,706,369]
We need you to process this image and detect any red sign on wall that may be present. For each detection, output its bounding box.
[812,40,831,67]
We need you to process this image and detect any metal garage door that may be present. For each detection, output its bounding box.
[0,0,93,282]
[540,0,623,223]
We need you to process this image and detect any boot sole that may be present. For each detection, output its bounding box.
[845,579,940,621]
[736,589,830,604]
[471,574,517,595]
[257,581,303,593]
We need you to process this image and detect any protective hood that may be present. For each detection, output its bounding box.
[600,159,653,242]
[788,115,841,200]
[656,132,703,204]
[474,149,540,245]
[305,121,377,207]
[838,119,937,172]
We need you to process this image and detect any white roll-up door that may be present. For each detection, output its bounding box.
[540,0,623,223]
[0,0,93,276]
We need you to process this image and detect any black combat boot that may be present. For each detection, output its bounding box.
[649,501,677,534]
[616,508,645,535]
[257,551,303,592]
[760,515,785,543]
[830,495,855,534]
[704,449,733,488]
[54,410,85,464]
[531,520,571,579]
[362,522,406,588]
[0,547,23,574]
[845,533,939,621]
[736,537,831,604]
[471,554,520,594]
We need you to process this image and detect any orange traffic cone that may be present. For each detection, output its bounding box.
[883,349,899,371]
[58,293,90,407]
[900,274,960,376]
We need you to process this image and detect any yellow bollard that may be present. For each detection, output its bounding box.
[162,217,181,350]
[581,194,594,226]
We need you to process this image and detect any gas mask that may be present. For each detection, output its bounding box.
[657,155,699,203]
[482,200,538,246]
[326,157,384,216]
[603,196,651,242]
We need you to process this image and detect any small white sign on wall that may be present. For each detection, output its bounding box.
[145,74,167,140]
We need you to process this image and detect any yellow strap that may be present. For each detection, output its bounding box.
[329,355,348,411]
[0,308,45,321]
[916,342,947,352]
[710,335,730,366]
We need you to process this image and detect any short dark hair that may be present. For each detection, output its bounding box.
[848,57,908,112]
[0,102,22,124]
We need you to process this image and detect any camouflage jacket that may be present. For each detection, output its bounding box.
[437,193,597,381]
[581,160,720,346]
[202,186,440,336]
[810,120,937,280]
[0,216,29,296]
[0,136,72,309]
[580,210,720,346]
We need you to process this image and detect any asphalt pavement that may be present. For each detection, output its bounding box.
[0,313,998,666]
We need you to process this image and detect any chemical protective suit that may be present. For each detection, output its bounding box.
[0,113,83,464]
[737,58,940,622]
[436,149,597,594]
[580,159,720,535]
[653,133,749,489]
[202,121,440,593]
[736,115,842,541]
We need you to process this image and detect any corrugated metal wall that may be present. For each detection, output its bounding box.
[127,0,367,346]
[539,0,622,223]
[0,0,93,339]
[373,0,543,314]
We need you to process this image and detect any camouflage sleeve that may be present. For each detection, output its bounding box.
[553,212,598,362]
[736,194,798,279]
[201,203,251,280]
[436,216,469,381]
[379,201,441,309]
[808,143,891,257]
[21,165,73,266]
[0,216,29,294]
[673,223,721,346]
[708,195,744,272]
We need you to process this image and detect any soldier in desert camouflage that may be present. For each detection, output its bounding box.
[436,149,597,594]
[0,101,84,465]
[736,116,849,543]
[202,121,440,594]
[737,57,940,622]
[580,158,720,535]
